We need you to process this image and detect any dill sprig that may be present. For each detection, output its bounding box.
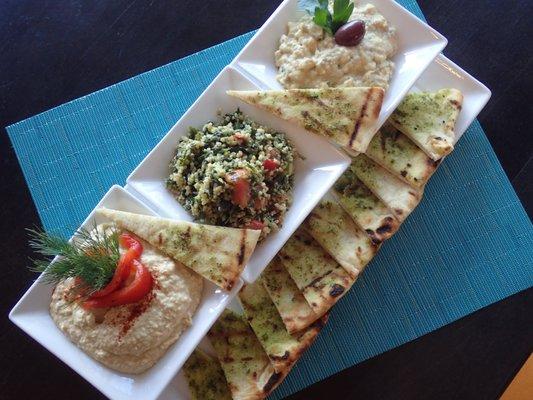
[28,225,120,291]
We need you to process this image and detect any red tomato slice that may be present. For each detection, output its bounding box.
[89,248,136,298]
[232,178,250,208]
[233,132,247,144]
[226,169,250,208]
[263,158,279,171]
[90,233,143,298]
[119,232,143,258]
[83,260,153,309]
[246,220,264,230]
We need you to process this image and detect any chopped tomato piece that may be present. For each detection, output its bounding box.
[253,197,265,211]
[233,132,247,144]
[83,260,153,309]
[232,178,250,208]
[246,220,264,230]
[226,169,250,208]
[263,158,279,171]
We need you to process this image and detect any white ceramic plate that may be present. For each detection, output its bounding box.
[9,185,242,400]
[410,54,491,143]
[126,65,351,283]
[232,0,448,129]
[159,54,492,400]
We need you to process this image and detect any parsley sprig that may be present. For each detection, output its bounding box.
[313,0,354,35]
[28,225,120,292]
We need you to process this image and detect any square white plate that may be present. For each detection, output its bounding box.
[126,65,351,283]
[231,0,448,129]
[158,54,492,400]
[409,54,491,143]
[9,185,242,400]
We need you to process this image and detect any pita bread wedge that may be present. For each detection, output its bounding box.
[239,281,327,374]
[333,169,400,243]
[183,349,232,400]
[96,208,260,290]
[350,155,423,222]
[366,122,441,188]
[304,200,379,278]
[278,228,354,317]
[261,258,320,334]
[208,309,286,400]
[390,89,463,160]
[227,87,384,152]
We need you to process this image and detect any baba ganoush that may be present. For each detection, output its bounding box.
[49,224,203,374]
[275,2,397,89]
[167,110,295,239]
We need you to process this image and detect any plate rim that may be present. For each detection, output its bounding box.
[9,184,243,400]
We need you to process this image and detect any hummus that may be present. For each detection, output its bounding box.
[50,226,203,374]
[275,3,397,89]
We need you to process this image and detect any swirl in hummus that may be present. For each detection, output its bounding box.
[50,225,203,374]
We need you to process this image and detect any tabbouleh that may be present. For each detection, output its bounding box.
[167,110,295,239]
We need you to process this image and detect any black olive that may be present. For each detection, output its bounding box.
[334,20,366,47]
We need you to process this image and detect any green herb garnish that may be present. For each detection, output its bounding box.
[313,0,354,35]
[28,225,120,292]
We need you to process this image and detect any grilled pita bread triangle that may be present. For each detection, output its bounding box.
[390,89,463,160]
[333,169,400,243]
[350,155,423,222]
[278,228,354,317]
[261,258,320,334]
[227,87,384,152]
[96,208,260,291]
[208,309,286,400]
[183,349,232,400]
[239,281,327,374]
[366,122,441,188]
[304,200,379,278]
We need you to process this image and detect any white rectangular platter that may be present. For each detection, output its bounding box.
[126,65,351,283]
[10,1,476,399]
[9,185,242,400]
[232,0,448,128]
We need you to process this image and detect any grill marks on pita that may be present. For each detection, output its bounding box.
[390,89,463,160]
[226,87,384,152]
[304,200,379,279]
[239,281,327,374]
[261,258,320,334]
[333,169,400,243]
[207,309,288,400]
[349,88,374,149]
[278,228,354,317]
[366,123,440,188]
[332,89,463,241]
[350,154,423,222]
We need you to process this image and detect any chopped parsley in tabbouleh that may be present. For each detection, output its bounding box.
[167,110,295,239]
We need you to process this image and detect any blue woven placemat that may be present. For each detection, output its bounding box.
[6,1,533,398]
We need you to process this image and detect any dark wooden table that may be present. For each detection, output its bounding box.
[1,1,531,399]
